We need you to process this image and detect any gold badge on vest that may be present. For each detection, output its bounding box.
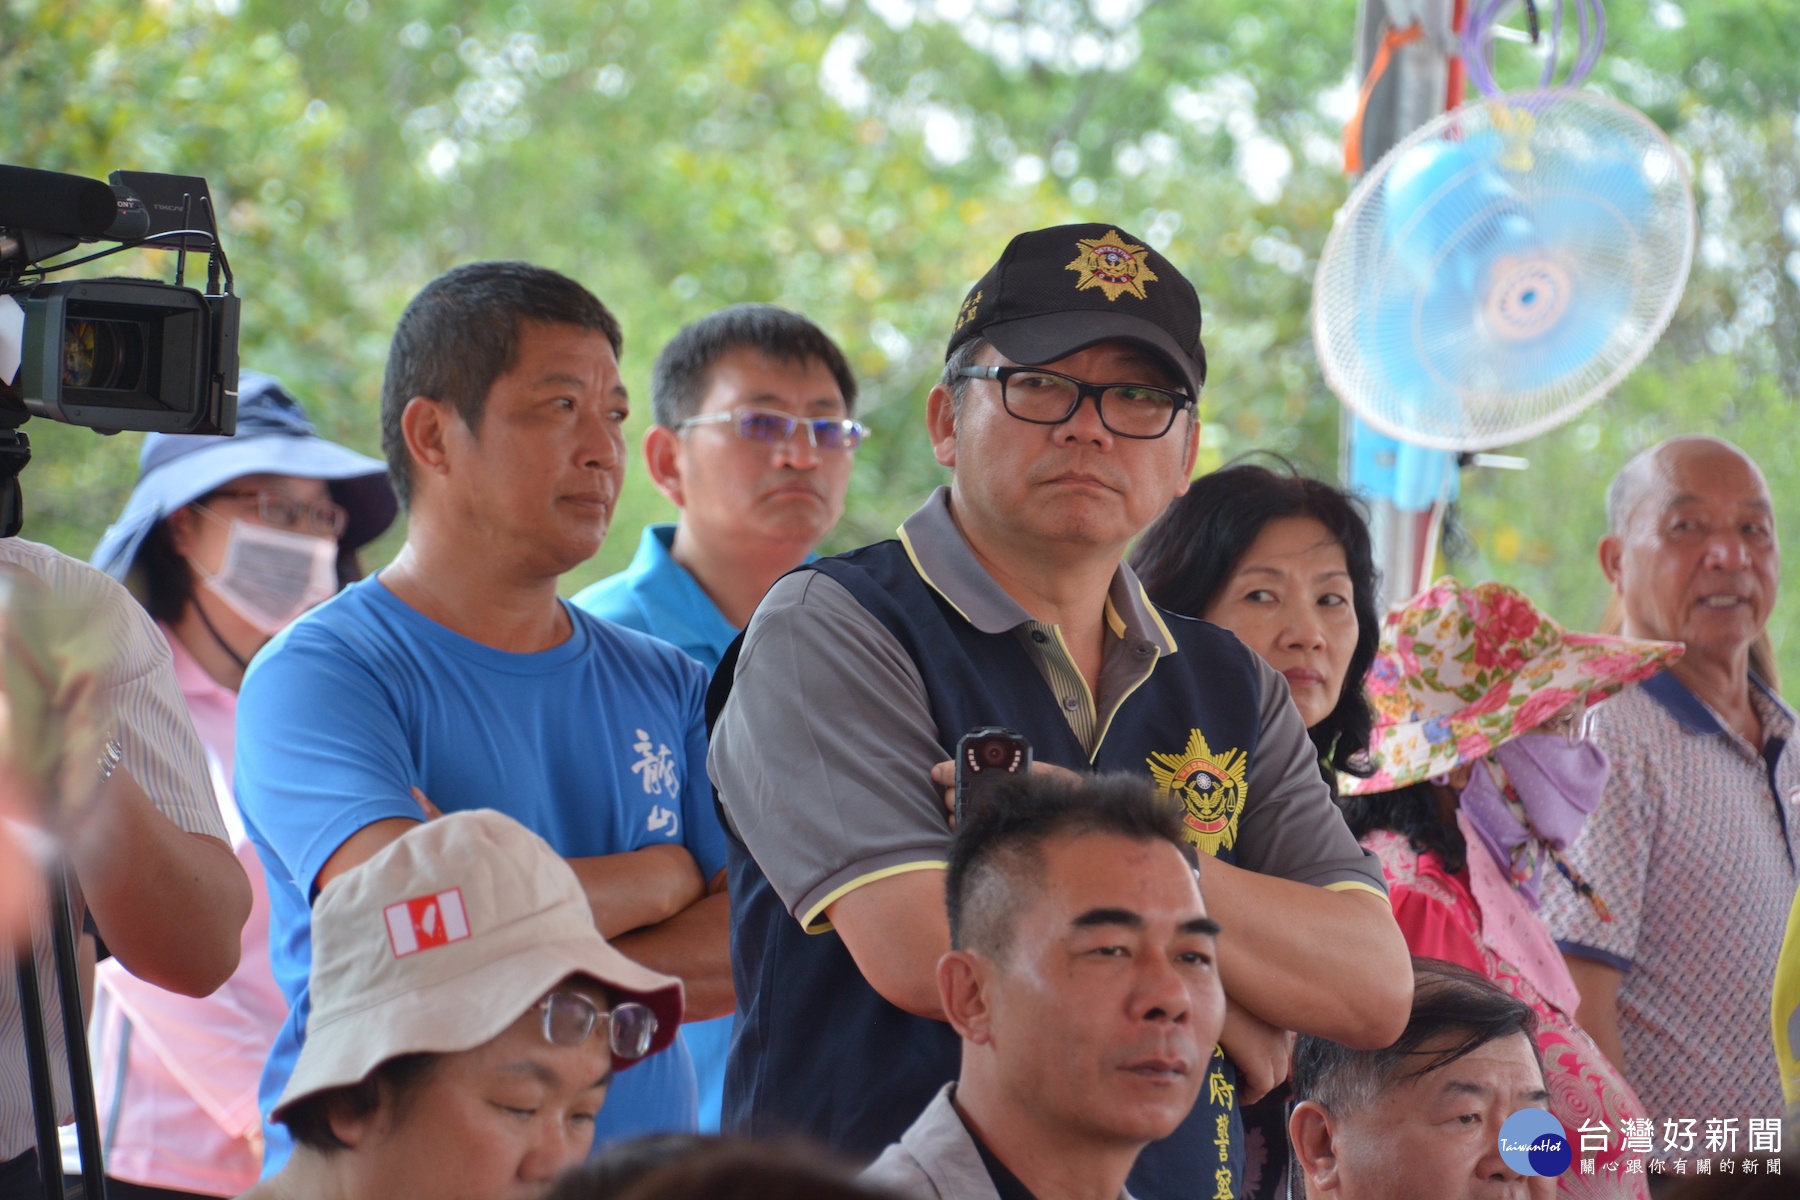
[1147,729,1248,857]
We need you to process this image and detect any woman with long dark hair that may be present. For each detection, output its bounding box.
[1130,457,1381,1199]
[1132,457,1381,787]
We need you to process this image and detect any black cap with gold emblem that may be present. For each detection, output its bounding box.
[946,223,1206,397]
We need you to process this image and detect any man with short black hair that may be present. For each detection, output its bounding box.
[711,224,1411,1199]
[573,304,860,1127]
[237,261,731,1177]
[1288,961,1554,1200]
[575,303,860,643]
[865,773,1225,1200]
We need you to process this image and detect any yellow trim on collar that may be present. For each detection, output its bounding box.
[1323,880,1389,900]
[1138,583,1179,653]
[1088,659,1160,762]
[800,859,949,934]
[897,526,975,626]
[1103,595,1127,639]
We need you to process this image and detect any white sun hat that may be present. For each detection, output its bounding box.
[273,809,684,1117]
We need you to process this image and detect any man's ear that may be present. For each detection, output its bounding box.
[1597,534,1625,590]
[1289,1099,1344,1194]
[938,950,992,1044]
[925,383,958,470]
[643,424,686,508]
[400,396,455,488]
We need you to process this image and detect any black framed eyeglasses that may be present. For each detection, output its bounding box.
[678,407,866,452]
[537,990,659,1060]
[957,365,1194,440]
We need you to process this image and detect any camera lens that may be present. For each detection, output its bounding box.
[979,739,1009,766]
[61,317,145,391]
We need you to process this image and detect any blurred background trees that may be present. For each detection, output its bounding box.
[4,0,1796,676]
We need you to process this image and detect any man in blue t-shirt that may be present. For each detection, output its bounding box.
[235,262,732,1177]
[572,304,861,1130]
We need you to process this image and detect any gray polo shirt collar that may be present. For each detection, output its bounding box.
[896,486,1178,656]
[1634,668,1796,875]
[1640,669,1794,737]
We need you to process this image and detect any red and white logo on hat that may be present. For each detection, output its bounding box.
[384,888,470,958]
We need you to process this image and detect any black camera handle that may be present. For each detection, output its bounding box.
[13,861,109,1199]
[1,228,234,296]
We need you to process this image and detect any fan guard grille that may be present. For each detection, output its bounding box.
[1312,89,1696,452]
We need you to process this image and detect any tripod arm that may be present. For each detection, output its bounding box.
[12,862,109,1199]
[12,945,63,1200]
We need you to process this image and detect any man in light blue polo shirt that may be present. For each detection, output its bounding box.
[574,303,860,1129]
[236,262,733,1176]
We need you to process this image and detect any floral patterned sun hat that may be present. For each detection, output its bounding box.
[1340,577,1684,796]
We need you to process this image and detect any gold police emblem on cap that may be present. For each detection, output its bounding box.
[1147,729,1247,857]
[1066,230,1159,302]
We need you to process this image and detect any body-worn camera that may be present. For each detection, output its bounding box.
[0,164,239,535]
[954,727,1033,826]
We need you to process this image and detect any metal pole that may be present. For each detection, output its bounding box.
[1344,0,1461,610]
[11,867,112,1200]
[50,865,109,1200]
[14,927,65,1200]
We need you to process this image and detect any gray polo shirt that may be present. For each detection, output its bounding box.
[709,487,1385,933]
[1544,671,1798,1122]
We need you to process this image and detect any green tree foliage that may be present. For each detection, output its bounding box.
[3,0,1795,675]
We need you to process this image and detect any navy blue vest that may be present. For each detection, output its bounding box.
[720,541,1264,1200]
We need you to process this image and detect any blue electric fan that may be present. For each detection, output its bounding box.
[1314,0,1696,452]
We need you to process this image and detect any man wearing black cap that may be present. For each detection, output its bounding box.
[709,225,1411,1200]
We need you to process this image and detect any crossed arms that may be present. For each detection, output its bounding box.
[318,816,733,1019]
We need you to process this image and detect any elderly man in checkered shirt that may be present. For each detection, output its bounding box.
[1546,436,1797,1132]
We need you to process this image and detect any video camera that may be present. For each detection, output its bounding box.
[0,163,241,536]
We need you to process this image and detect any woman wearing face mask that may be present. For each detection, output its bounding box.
[1130,459,1379,1200]
[86,373,397,1199]
[1342,579,1682,1198]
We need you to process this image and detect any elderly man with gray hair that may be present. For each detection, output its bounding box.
[1287,960,1555,1200]
[1544,435,1797,1130]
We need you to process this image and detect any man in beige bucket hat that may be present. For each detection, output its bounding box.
[243,809,683,1200]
